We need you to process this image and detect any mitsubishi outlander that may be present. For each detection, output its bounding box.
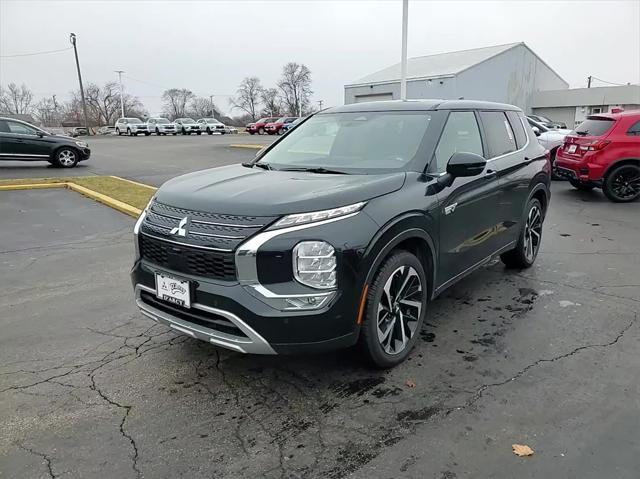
[131,100,550,368]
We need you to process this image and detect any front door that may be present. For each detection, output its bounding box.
[434,111,503,289]
[4,120,51,158]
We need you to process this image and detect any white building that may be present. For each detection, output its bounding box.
[530,85,640,128]
[344,42,568,112]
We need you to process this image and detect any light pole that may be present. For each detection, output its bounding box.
[69,33,91,134]
[115,70,125,118]
[209,95,215,117]
[400,0,409,101]
[317,100,324,111]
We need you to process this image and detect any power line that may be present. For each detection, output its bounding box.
[0,47,72,58]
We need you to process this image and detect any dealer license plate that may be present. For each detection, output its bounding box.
[156,273,191,308]
[567,144,577,154]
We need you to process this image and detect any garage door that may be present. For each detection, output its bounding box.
[354,93,393,103]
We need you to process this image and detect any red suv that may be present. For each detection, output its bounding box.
[246,117,278,135]
[265,117,299,135]
[555,111,640,202]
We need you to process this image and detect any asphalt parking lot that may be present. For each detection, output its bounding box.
[1,137,639,478]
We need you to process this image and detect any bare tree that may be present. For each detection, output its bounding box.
[0,83,34,114]
[260,88,283,117]
[84,82,120,125]
[277,63,312,116]
[162,88,194,119]
[188,97,218,119]
[229,77,262,121]
[34,98,59,126]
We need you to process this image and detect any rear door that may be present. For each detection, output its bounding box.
[4,120,51,158]
[478,110,536,246]
[435,110,503,288]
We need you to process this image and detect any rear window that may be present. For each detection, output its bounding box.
[574,118,615,137]
[627,120,640,136]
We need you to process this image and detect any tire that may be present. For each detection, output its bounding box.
[127,128,131,136]
[569,179,595,191]
[53,147,79,168]
[133,132,138,136]
[603,164,640,203]
[181,128,186,135]
[156,128,160,136]
[207,128,212,135]
[249,131,255,135]
[501,198,543,269]
[359,250,428,368]
[258,127,265,135]
[144,132,150,136]
[278,128,285,135]
[172,133,177,136]
[116,128,122,136]
[196,131,202,135]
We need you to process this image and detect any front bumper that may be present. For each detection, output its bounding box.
[79,148,91,161]
[131,209,379,355]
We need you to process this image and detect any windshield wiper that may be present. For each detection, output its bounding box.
[575,131,588,136]
[242,161,271,170]
[277,166,349,175]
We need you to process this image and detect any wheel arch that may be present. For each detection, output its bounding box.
[603,158,640,180]
[362,214,437,301]
[526,181,550,216]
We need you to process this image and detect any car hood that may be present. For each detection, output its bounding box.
[155,164,406,216]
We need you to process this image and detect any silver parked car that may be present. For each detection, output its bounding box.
[197,118,226,135]
[147,118,177,136]
[115,118,150,136]
[174,118,201,135]
[527,117,572,179]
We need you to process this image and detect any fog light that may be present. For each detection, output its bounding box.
[293,241,337,289]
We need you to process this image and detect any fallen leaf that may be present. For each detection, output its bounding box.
[405,379,416,388]
[512,444,534,457]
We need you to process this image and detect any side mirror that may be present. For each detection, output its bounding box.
[446,151,487,178]
[37,131,46,137]
[531,126,541,137]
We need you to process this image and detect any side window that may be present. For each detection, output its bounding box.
[627,121,640,136]
[0,120,10,133]
[433,111,483,173]
[506,111,527,148]
[480,111,517,158]
[7,121,37,135]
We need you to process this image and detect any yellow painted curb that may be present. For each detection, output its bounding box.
[229,144,264,149]
[0,180,142,218]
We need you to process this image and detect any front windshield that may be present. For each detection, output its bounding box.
[157,118,170,123]
[128,118,142,124]
[257,111,432,172]
[183,118,195,123]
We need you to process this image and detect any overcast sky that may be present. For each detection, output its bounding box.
[1,0,639,117]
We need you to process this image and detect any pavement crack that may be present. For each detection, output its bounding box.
[17,443,57,478]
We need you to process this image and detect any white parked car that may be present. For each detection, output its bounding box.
[224,125,238,134]
[146,118,177,136]
[197,118,226,135]
[115,118,150,136]
[527,117,572,179]
[174,118,201,135]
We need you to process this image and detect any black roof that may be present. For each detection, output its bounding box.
[324,99,522,113]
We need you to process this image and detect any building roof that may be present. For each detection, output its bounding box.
[347,42,528,87]
[326,99,521,113]
[531,85,640,108]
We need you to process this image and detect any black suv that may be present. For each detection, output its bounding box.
[132,100,550,367]
[0,117,91,168]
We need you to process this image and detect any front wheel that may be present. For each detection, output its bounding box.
[501,198,543,269]
[127,128,132,136]
[603,164,640,203]
[144,132,150,136]
[156,128,161,135]
[249,131,255,135]
[569,179,595,191]
[207,128,212,135]
[116,128,122,136]
[53,148,79,168]
[359,251,427,368]
[258,127,265,135]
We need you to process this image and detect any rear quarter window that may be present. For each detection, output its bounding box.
[506,111,528,149]
[479,111,517,157]
[574,118,615,137]
[626,120,640,136]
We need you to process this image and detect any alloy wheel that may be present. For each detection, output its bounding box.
[58,149,76,167]
[523,204,542,262]
[376,265,423,355]
[610,168,640,201]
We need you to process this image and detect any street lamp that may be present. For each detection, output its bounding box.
[400,0,409,101]
[115,70,125,118]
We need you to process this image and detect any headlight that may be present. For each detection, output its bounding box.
[273,202,366,229]
[293,241,336,289]
[75,141,88,148]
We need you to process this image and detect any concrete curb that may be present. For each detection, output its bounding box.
[0,178,144,218]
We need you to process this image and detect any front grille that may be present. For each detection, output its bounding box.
[140,291,248,338]
[140,234,236,280]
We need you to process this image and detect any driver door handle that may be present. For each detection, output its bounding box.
[483,169,497,179]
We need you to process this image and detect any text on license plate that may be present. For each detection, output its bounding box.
[567,144,577,153]
[156,273,191,308]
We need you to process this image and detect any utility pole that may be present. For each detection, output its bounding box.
[317,100,324,111]
[298,84,302,117]
[587,75,592,88]
[69,33,91,135]
[400,0,409,101]
[115,70,125,118]
[209,95,215,117]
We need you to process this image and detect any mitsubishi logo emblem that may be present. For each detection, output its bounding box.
[170,217,190,237]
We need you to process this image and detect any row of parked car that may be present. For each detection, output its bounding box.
[246,116,301,135]
[112,117,238,136]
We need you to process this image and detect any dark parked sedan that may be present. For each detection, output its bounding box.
[0,117,91,168]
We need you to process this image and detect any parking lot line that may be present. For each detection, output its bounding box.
[229,144,264,149]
